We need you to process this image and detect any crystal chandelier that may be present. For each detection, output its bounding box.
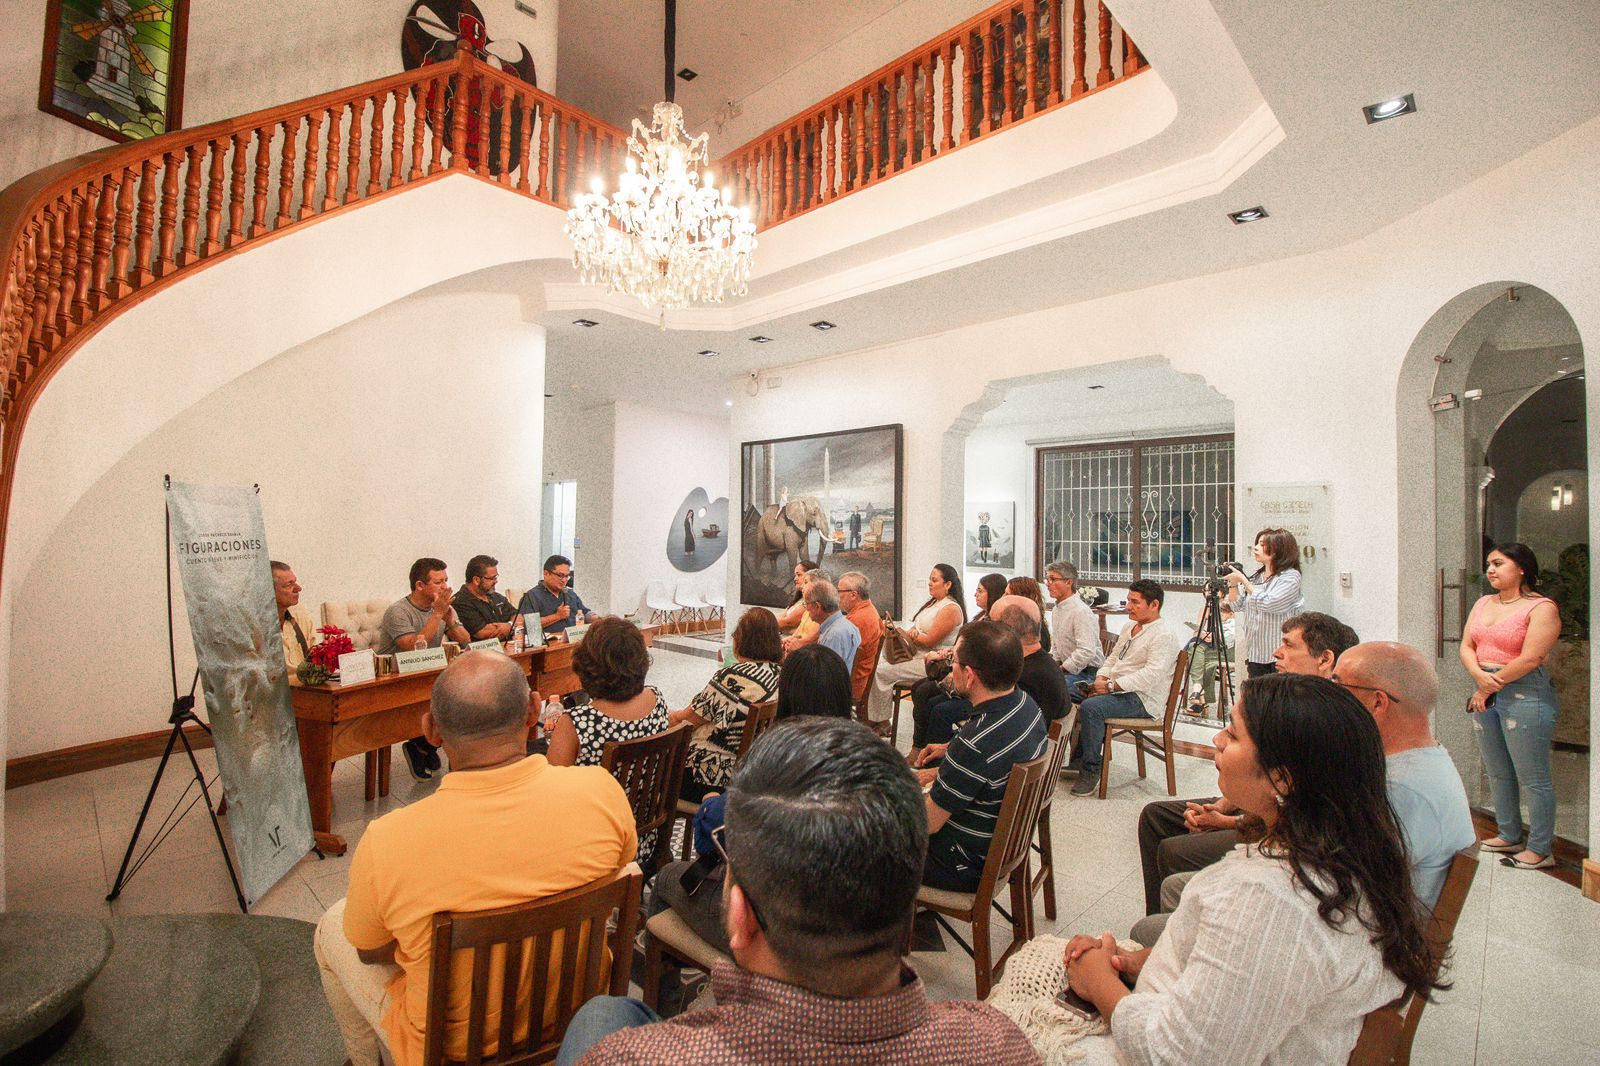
[564,2,756,323]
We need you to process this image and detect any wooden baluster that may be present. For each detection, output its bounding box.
[775,128,786,220]
[323,106,342,210]
[179,144,202,264]
[158,151,181,272]
[345,98,366,202]
[962,33,977,140]
[278,117,300,226]
[855,89,867,187]
[982,25,998,135]
[390,87,407,190]
[451,68,470,170]
[57,191,81,331]
[202,140,226,255]
[886,72,900,173]
[922,53,935,160]
[91,173,116,305]
[827,105,840,199]
[573,118,586,195]
[839,100,852,192]
[251,127,272,235]
[228,132,249,242]
[1025,0,1040,115]
[42,205,65,343]
[409,86,426,181]
[111,172,135,297]
[1096,1,1112,87]
[517,96,533,194]
[942,41,956,150]
[473,75,491,179]
[135,158,158,284]
[1071,0,1088,97]
[495,91,512,185]
[74,182,99,315]
[367,92,385,195]
[553,111,567,204]
[28,218,50,342]
[1048,0,1064,104]
[302,111,323,218]
[535,103,552,200]
[429,75,447,173]
[1124,33,1143,74]
[1002,12,1016,123]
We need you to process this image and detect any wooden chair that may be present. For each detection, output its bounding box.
[672,700,779,861]
[888,680,916,745]
[601,723,691,873]
[852,648,880,724]
[1028,710,1076,921]
[1097,646,1190,799]
[421,863,644,1066]
[1347,845,1482,1066]
[913,753,1051,999]
[641,907,733,1011]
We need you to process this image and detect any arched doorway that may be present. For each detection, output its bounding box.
[1422,286,1588,852]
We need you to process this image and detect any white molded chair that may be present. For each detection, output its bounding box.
[705,584,727,626]
[674,582,710,631]
[320,598,391,650]
[645,580,684,633]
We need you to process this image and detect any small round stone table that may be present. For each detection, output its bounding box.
[0,913,113,1057]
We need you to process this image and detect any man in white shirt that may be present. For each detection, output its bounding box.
[1069,580,1183,797]
[1045,560,1104,690]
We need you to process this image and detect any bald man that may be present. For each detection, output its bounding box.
[991,594,1069,722]
[1334,641,1475,904]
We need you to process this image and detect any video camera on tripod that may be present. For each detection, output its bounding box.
[1198,542,1245,594]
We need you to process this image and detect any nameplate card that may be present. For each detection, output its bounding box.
[522,614,543,645]
[468,638,505,653]
[394,646,448,674]
[336,650,376,685]
[566,622,592,643]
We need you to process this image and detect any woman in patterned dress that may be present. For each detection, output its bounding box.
[671,610,783,803]
[546,616,671,768]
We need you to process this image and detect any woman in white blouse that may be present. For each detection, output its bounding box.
[868,563,967,726]
[1064,673,1442,1066]
[1226,527,1304,677]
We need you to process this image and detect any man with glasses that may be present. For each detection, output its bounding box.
[556,718,1041,1065]
[452,555,518,641]
[516,555,591,637]
[1044,560,1103,691]
[837,571,882,707]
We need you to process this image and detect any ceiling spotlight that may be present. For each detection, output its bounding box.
[698,349,720,357]
[1362,93,1416,124]
[810,320,836,331]
[749,335,773,343]
[1227,206,1268,225]
[677,68,698,81]
[724,400,733,407]
[572,318,598,327]
[1088,384,1106,390]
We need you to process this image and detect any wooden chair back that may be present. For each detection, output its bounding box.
[1347,844,1481,1065]
[1159,646,1192,731]
[422,863,644,1066]
[974,753,1052,919]
[601,723,692,865]
[1029,711,1076,922]
[853,650,880,723]
[735,699,780,760]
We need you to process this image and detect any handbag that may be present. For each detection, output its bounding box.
[883,623,918,664]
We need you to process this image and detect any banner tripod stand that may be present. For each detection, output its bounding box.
[106,475,247,914]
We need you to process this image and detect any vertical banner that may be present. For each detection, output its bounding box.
[168,480,313,903]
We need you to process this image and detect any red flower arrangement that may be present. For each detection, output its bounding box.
[308,625,355,670]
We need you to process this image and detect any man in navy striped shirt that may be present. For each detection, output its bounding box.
[916,620,1047,892]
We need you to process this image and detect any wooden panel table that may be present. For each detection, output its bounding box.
[291,642,579,855]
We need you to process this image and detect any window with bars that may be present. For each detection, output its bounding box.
[1035,434,1234,589]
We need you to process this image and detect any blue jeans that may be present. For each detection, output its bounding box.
[555,996,660,1066]
[1078,691,1148,775]
[1064,666,1099,701]
[1472,668,1560,856]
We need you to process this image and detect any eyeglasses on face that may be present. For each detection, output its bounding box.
[709,824,766,930]
[1332,676,1402,704]
[546,569,572,580]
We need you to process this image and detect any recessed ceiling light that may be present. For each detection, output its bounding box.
[810,320,836,331]
[1088,384,1105,390]
[724,400,733,407]
[749,335,773,343]
[572,318,598,327]
[1227,206,1268,225]
[1362,93,1416,124]
[698,349,720,357]
[677,68,697,81]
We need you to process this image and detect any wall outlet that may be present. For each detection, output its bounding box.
[764,375,783,389]
[1339,571,1352,590]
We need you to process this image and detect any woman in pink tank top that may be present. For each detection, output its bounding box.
[1459,543,1562,870]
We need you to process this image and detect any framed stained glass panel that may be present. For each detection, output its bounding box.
[39,0,189,143]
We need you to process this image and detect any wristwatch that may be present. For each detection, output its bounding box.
[1108,679,1119,692]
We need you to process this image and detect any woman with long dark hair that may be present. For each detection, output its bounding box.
[868,563,967,728]
[903,572,1005,761]
[1225,527,1304,677]
[1062,673,1442,1064]
[1460,542,1562,869]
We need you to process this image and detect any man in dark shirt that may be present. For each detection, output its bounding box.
[917,619,1047,892]
[559,718,1041,1065]
[993,595,1069,721]
[452,554,518,641]
[516,554,591,636]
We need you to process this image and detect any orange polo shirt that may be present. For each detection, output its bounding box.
[845,601,885,703]
[343,755,636,1066]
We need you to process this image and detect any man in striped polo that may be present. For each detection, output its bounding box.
[916,619,1047,892]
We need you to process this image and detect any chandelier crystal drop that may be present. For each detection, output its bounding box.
[564,101,757,323]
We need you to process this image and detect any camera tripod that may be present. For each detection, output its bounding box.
[1190,577,1237,721]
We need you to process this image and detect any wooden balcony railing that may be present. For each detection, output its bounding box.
[716,0,1147,230]
[0,42,626,432]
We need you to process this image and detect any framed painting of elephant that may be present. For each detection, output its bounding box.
[740,424,904,617]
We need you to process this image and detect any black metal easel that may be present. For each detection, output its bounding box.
[106,476,247,913]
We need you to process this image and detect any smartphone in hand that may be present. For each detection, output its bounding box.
[1055,985,1100,1021]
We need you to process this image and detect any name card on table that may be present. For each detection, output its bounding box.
[566,622,592,643]
[337,650,376,685]
[522,614,543,645]
[394,646,449,674]
[468,638,505,653]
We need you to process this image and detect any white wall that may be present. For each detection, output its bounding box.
[543,402,616,614]
[5,289,545,760]
[2,0,559,193]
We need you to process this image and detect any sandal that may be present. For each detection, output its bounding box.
[1499,854,1555,870]
[1478,837,1522,853]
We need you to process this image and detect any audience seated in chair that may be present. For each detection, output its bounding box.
[378,557,472,782]
[837,570,884,707]
[914,619,1047,893]
[1134,611,1359,913]
[312,650,636,1066]
[669,610,783,804]
[906,574,1004,761]
[1059,674,1446,1066]
[556,718,1043,1066]
[776,562,823,652]
[1045,560,1104,691]
[1069,580,1184,796]
[803,577,861,672]
[547,616,671,770]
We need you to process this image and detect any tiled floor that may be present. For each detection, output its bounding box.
[5,644,1597,1063]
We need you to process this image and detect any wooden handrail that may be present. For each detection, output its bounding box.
[712,0,1147,231]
